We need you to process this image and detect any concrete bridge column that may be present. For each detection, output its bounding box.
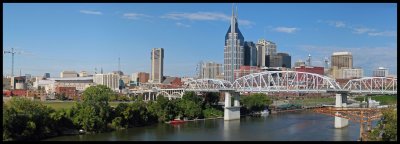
[224,91,241,121]
[335,93,349,128]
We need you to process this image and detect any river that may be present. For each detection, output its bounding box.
[44,110,377,141]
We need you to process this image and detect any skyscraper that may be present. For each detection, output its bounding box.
[151,48,164,83]
[331,52,353,79]
[331,52,353,69]
[199,61,223,79]
[256,39,276,67]
[224,5,244,82]
[277,53,291,68]
[244,41,257,66]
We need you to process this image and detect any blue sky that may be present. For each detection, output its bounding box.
[3,3,397,77]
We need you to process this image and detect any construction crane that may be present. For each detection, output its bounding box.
[4,48,20,77]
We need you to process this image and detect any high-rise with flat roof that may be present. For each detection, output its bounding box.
[244,41,257,66]
[224,6,245,82]
[151,48,164,83]
[199,61,223,79]
[93,73,120,91]
[256,39,277,67]
[331,52,353,79]
[331,52,353,69]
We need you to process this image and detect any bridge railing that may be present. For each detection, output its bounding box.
[232,71,342,93]
[343,77,397,94]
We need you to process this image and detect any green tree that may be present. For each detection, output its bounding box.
[3,97,57,141]
[72,85,113,132]
[182,91,202,103]
[203,92,220,107]
[147,95,179,122]
[367,107,397,141]
[178,98,202,120]
[240,93,272,115]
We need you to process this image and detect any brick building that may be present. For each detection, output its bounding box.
[55,86,77,99]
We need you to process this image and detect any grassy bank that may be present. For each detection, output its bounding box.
[289,97,335,107]
[354,95,397,105]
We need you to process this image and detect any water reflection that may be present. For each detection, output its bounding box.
[223,120,240,141]
[44,111,372,141]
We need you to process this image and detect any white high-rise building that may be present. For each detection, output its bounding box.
[93,73,120,91]
[256,39,277,67]
[224,6,244,82]
[199,61,223,79]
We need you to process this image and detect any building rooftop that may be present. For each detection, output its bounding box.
[332,52,352,56]
[48,77,93,81]
[61,71,78,74]
[162,77,179,85]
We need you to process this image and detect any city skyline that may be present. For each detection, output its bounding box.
[3,3,397,77]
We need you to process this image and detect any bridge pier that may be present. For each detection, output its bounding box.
[224,90,241,121]
[335,93,349,128]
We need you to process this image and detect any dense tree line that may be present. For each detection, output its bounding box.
[3,85,224,141]
[240,93,273,116]
[366,107,397,141]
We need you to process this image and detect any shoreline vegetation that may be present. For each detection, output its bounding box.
[3,85,396,141]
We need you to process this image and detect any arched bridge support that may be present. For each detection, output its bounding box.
[335,92,349,128]
[223,90,241,121]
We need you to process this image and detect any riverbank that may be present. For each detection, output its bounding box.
[44,110,372,141]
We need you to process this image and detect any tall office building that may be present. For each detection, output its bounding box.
[93,73,120,91]
[199,61,223,79]
[331,52,353,69]
[256,39,277,67]
[224,6,245,82]
[277,53,291,68]
[151,48,164,83]
[331,52,353,79]
[132,72,150,83]
[244,41,257,66]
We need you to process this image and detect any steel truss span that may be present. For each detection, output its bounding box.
[231,71,341,93]
[134,72,397,95]
[343,77,397,94]
[186,78,233,92]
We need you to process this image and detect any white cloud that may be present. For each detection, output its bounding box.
[161,12,254,26]
[353,27,375,34]
[273,27,299,33]
[161,12,230,21]
[320,20,397,37]
[176,22,190,28]
[79,10,102,15]
[322,20,346,28]
[123,13,151,20]
[334,21,346,28]
[368,31,397,37]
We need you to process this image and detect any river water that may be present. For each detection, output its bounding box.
[44,110,376,141]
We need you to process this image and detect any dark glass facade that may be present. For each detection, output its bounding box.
[278,53,291,68]
[244,41,257,66]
